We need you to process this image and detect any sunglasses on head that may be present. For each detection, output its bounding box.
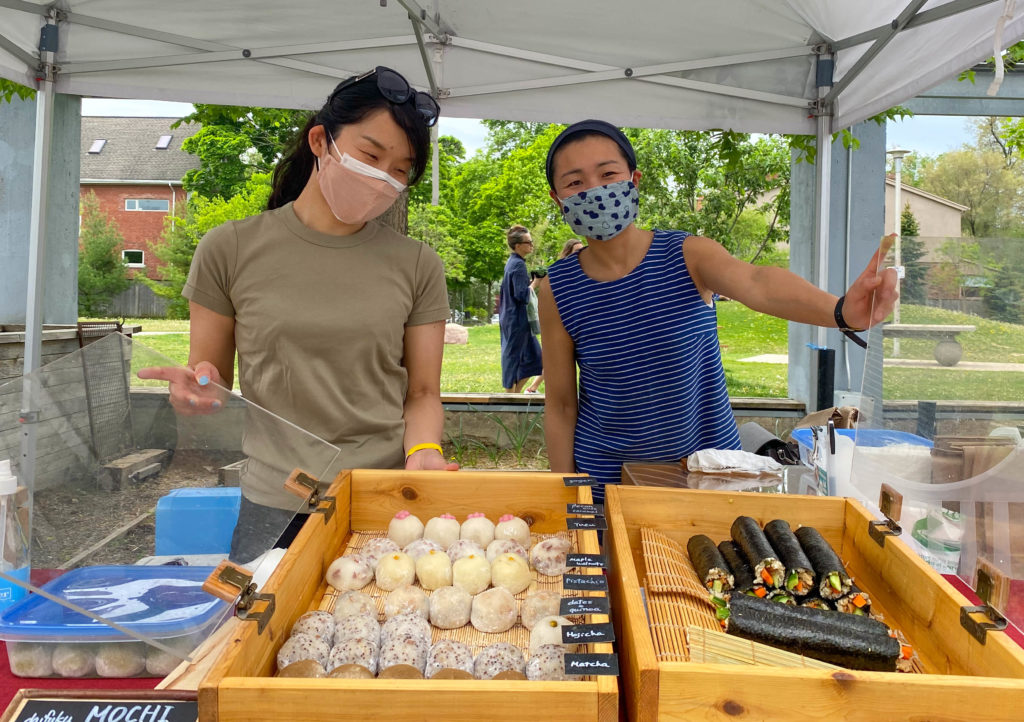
[334,66,440,127]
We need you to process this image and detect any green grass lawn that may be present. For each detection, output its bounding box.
[93,304,1024,401]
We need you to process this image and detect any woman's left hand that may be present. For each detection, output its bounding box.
[405,447,460,471]
[839,234,900,330]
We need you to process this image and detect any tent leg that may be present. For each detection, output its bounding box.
[813,109,831,349]
[20,21,58,494]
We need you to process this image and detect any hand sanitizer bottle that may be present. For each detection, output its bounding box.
[0,460,29,612]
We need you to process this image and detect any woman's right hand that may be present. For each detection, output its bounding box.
[137,360,228,415]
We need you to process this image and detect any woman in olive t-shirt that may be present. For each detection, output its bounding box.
[139,67,456,561]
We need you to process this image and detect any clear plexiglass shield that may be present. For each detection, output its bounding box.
[843,235,1023,635]
[0,332,341,677]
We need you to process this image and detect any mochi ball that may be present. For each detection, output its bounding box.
[384,585,430,620]
[359,537,400,569]
[529,615,577,654]
[471,587,518,634]
[494,514,531,547]
[379,633,429,674]
[527,644,580,681]
[333,613,381,647]
[277,659,326,678]
[447,538,485,563]
[530,536,571,577]
[452,553,491,594]
[52,644,95,678]
[486,538,528,563]
[332,591,377,622]
[415,548,453,590]
[291,610,335,645]
[423,513,460,550]
[428,585,472,629]
[376,551,416,591]
[381,613,432,646]
[460,512,495,548]
[403,538,443,561]
[325,554,373,591]
[8,643,53,677]
[520,590,562,630]
[388,510,424,548]
[277,633,330,671]
[426,639,475,678]
[95,643,147,678]
[491,553,532,595]
[474,642,525,680]
[328,638,378,676]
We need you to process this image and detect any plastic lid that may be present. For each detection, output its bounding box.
[0,460,15,495]
[0,566,230,641]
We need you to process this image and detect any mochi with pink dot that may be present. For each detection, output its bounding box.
[460,512,495,548]
[423,513,460,550]
[387,510,424,548]
[494,514,531,548]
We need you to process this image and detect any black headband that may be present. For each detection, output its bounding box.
[545,119,637,187]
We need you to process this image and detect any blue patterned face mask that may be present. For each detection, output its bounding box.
[558,180,638,241]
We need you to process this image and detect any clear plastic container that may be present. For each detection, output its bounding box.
[0,565,232,678]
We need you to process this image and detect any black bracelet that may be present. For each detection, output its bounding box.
[834,295,868,349]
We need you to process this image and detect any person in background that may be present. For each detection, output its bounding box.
[538,119,897,500]
[499,225,544,393]
[139,66,457,561]
[558,238,585,259]
[523,268,547,394]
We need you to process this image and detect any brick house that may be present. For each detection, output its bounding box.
[80,117,200,280]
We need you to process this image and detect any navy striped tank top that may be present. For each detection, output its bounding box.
[547,229,741,498]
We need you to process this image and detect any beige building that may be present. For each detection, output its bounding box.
[883,177,966,239]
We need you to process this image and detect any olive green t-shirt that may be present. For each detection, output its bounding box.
[183,202,450,507]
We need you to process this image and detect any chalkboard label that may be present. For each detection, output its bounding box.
[562,573,609,591]
[563,476,599,486]
[566,552,606,569]
[566,516,607,531]
[560,595,611,616]
[9,699,198,722]
[562,622,616,644]
[566,503,604,516]
[565,653,619,676]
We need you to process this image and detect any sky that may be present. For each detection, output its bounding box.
[81,97,977,160]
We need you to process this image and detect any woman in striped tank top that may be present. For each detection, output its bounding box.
[538,120,898,498]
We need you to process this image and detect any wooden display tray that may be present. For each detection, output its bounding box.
[199,469,617,722]
[605,485,1024,722]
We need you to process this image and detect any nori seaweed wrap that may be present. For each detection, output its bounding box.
[723,593,899,671]
[799,591,833,611]
[687,534,734,593]
[794,525,852,600]
[836,582,872,616]
[767,589,797,606]
[717,540,756,592]
[763,519,815,597]
[731,516,785,588]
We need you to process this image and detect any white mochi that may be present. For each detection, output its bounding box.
[415,548,453,590]
[520,590,562,630]
[452,553,491,595]
[375,551,416,591]
[490,553,533,595]
[403,538,443,561]
[428,585,472,629]
[529,616,577,654]
[470,587,518,634]
[383,585,430,620]
[359,537,400,569]
[387,510,424,548]
[486,538,528,563]
[447,538,485,563]
[325,555,373,591]
[460,512,495,548]
[530,536,572,577]
[494,514,531,547]
[332,591,377,622]
[423,514,460,550]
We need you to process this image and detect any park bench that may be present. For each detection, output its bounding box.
[882,323,976,367]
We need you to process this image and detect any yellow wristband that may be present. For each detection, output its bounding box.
[406,442,443,459]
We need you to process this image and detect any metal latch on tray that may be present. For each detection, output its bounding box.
[203,561,276,635]
[960,562,1009,645]
[868,483,903,548]
[283,468,336,523]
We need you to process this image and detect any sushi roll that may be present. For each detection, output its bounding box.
[836,582,872,617]
[730,516,785,588]
[723,593,899,672]
[766,589,797,606]
[800,595,833,611]
[763,519,815,597]
[717,541,757,593]
[794,526,852,600]
[686,534,734,595]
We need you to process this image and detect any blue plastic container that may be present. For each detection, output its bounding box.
[155,487,241,556]
[791,428,933,467]
[0,565,232,677]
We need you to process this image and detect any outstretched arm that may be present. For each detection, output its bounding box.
[685,234,898,329]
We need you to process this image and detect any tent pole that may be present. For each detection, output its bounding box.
[20,14,58,494]
[813,49,834,350]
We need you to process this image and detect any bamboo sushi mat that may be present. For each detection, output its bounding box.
[314,529,596,677]
[639,526,924,673]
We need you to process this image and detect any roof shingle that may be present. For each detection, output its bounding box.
[80,117,201,182]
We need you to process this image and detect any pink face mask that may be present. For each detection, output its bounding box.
[317,136,406,224]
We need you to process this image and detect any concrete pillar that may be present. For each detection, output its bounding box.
[0,93,81,324]
[788,121,886,409]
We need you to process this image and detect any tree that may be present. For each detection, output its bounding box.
[174,105,310,199]
[141,174,272,318]
[0,79,34,103]
[77,192,130,316]
[899,203,928,304]
[982,263,1023,323]
[917,150,1024,236]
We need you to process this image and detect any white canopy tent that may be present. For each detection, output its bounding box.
[1,0,1022,374]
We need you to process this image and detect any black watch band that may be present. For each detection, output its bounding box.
[834,295,868,349]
